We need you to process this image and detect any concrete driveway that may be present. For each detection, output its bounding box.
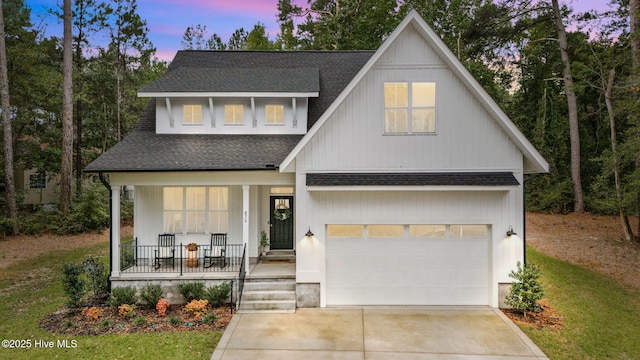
[211,307,548,359]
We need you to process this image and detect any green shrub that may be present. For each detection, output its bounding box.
[132,316,147,326]
[204,282,232,307]
[167,316,181,326]
[72,183,109,231]
[506,261,544,317]
[140,284,163,309]
[82,257,109,302]
[61,262,87,309]
[0,216,16,237]
[109,286,138,306]
[178,282,205,302]
[202,312,217,325]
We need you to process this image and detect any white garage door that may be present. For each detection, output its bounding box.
[326,224,490,306]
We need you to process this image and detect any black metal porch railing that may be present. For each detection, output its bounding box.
[119,243,245,274]
[236,244,247,311]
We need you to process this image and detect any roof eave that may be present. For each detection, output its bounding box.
[138,91,320,98]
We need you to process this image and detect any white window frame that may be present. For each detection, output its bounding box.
[224,104,244,125]
[384,81,436,134]
[265,104,285,125]
[183,104,203,125]
[29,172,47,189]
[163,187,228,234]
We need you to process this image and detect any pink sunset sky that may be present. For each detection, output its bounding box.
[30,0,613,61]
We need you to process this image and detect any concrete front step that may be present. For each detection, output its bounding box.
[238,299,296,313]
[243,280,295,292]
[242,290,296,301]
[239,278,296,313]
[260,250,296,263]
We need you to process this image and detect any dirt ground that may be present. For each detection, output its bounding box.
[0,226,133,270]
[526,212,640,292]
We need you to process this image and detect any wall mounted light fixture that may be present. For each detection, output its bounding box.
[305,227,314,237]
[506,226,517,237]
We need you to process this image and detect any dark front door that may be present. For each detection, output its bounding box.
[270,196,293,250]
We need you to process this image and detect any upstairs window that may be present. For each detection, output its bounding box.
[384,82,436,134]
[225,105,244,124]
[183,105,202,124]
[265,105,284,124]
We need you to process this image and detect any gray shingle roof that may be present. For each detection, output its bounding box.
[85,51,373,172]
[84,118,303,172]
[139,67,320,93]
[306,173,520,186]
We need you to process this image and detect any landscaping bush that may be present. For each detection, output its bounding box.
[71,183,109,232]
[178,281,205,302]
[82,257,109,302]
[61,262,87,309]
[204,282,232,307]
[109,286,138,306]
[140,284,163,309]
[506,261,544,317]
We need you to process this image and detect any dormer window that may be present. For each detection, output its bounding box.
[265,105,284,125]
[183,105,202,125]
[225,105,244,124]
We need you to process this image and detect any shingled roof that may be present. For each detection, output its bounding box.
[84,50,374,173]
[306,172,520,186]
[139,67,320,93]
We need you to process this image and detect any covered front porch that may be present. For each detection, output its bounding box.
[104,171,297,280]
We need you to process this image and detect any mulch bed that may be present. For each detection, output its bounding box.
[501,299,564,330]
[40,304,232,336]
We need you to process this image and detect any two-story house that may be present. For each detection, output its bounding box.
[85,11,548,310]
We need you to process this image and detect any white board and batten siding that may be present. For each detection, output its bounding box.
[154,96,309,135]
[295,22,524,173]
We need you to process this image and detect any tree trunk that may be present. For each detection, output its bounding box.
[60,0,73,215]
[0,3,17,232]
[604,69,635,241]
[551,0,584,213]
[630,0,640,239]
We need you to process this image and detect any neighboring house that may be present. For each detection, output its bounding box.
[17,169,59,208]
[84,11,548,308]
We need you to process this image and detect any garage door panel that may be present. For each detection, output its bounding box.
[326,224,490,306]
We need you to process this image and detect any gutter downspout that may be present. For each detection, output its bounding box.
[523,176,527,265]
[98,172,112,291]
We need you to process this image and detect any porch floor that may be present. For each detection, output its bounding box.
[248,263,295,279]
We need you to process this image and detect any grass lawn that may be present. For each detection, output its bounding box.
[0,241,222,360]
[524,247,640,359]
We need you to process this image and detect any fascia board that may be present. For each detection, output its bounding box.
[306,185,515,192]
[138,92,319,98]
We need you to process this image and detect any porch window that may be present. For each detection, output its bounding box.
[224,105,243,124]
[384,82,436,134]
[265,105,284,124]
[163,187,228,234]
[183,105,202,124]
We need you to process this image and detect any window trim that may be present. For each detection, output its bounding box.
[183,104,203,125]
[265,104,285,126]
[384,81,436,135]
[29,172,47,189]
[224,104,244,125]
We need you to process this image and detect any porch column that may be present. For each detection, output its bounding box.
[111,185,121,277]
[242,185,250,273]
